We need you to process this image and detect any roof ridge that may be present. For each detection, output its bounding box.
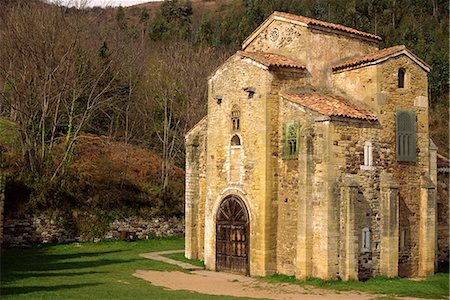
[332,45,430,72]
[272,11,382,41]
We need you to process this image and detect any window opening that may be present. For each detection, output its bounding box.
[361,227,371,252]
[400,229,407,250]
[244,87,255,99]
[396,111,416,162]
[231,135,241,146]
[283,122,299,159]
[231,105,240,131]
[364,141,373,166]
[398,68,405,88]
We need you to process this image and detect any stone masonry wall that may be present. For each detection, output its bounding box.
[204,55,274,276]
[245,18,378,87]
[377,56,430,277]
[3,215,184,246]
[331,120,381,280]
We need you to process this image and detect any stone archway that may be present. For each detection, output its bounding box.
[216,195,249,275]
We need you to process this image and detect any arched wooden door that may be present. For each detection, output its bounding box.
[216,195,249,275]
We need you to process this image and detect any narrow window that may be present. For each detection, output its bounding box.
[361,227,371,252]
[364,141,373,166]
[282,122,299,159]
[231,105,240,131]
[398,68,405,88]
[396,111,416,162]
[400,229,407,250]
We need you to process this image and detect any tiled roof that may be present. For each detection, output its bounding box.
[239,51,306,70]
[333,45,431,72]
[280,90,377,121]
[272,11,382,41]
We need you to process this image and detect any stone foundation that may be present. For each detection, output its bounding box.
[3,215,184,246]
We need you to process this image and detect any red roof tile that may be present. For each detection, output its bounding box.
[239,51,306,70]
[272,11,382,41]
[280,90,377,121]
[333,45,431,72]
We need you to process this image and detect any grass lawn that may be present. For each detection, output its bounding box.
[0,238,247,300]
[262,273,449,299]
[2,238,448,299]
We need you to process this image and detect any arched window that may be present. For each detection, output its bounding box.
[396,111,416,162]
[231,105,240,131]
[231,134,241,146]
[398,68,405,88]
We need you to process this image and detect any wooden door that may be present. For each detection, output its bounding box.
[216,195,249,275]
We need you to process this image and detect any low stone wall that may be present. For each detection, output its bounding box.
[3,215,184,246]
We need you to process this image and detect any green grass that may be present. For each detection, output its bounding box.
[0,238,249,300]
[161,252,205,268]
[262,273,449,299]
[0,118,19,146]
[2,239,448,300]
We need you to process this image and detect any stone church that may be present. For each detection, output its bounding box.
[185,11,438,280]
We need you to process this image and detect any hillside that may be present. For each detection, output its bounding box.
[0,0,447,225]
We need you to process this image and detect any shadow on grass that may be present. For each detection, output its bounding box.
[2,271,108,282]
[1,246,132,285]
[0,283,102,296]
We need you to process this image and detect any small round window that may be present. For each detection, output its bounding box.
[269,28,279,43]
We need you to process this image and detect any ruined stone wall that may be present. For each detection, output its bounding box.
[3,215,184,246]
[204,55,275,276]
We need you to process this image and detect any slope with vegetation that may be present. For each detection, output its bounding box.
[0,0,447,237]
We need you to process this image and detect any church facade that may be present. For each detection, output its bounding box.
[185,11,437,280]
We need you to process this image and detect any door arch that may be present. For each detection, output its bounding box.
[216,195,250,275]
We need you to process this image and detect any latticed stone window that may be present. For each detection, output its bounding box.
[231,105,240,131]
[282,122,299,159]
[396,110,416,162]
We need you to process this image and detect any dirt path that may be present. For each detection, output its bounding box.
[136,251,423,300]
[134,269,380,300]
